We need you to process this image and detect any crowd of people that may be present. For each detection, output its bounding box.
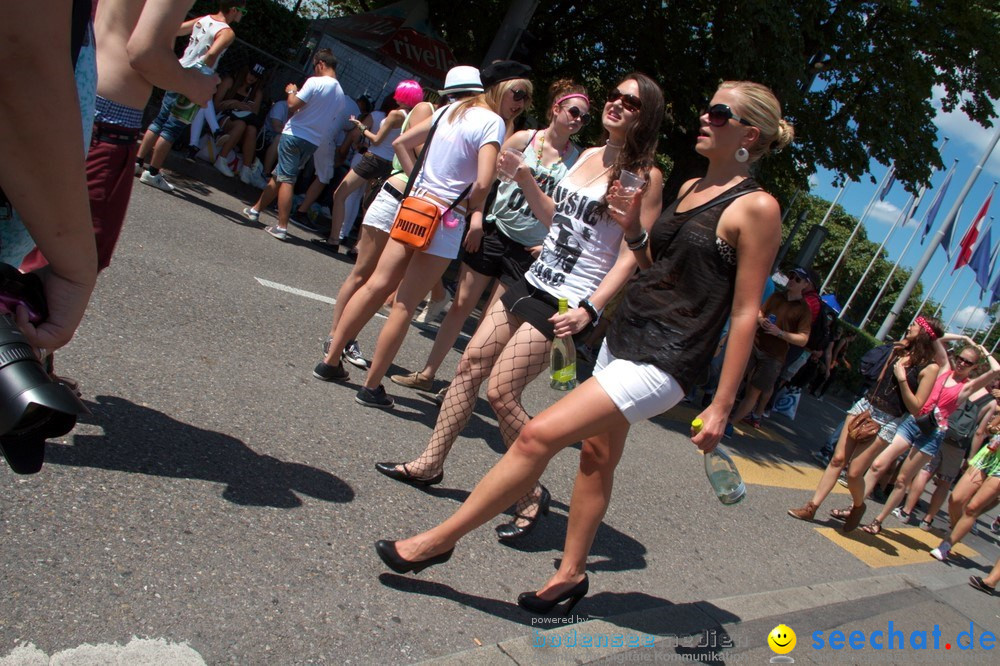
[3,0,1000,616]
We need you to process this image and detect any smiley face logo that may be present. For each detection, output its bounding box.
[768,624,796,655]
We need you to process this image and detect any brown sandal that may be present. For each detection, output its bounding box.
[788,502,818,521]
[829,507,853,520]
[860,518,883,535]
[842,503,868,533]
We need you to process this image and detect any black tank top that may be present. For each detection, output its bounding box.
[867,352,924,417]
[606,178,761,391]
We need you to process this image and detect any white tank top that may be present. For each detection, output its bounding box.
[525,155,622,306]
[366,111,401,161]
[179,15,231,72]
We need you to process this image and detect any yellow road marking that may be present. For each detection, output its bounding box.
[816,527,979,568]
[730,453,849,494]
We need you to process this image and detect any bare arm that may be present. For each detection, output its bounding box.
[970,402,998,458]
[898,362,940,415]
[357,108,405,146]
[550,242,638,338]
[960,351,1000,402]
[127,1,219,104]
[0,0,97,349]
[694,192,781,451]
[177,17,198,36]
[459,142,502,253]
[622,174,690,269]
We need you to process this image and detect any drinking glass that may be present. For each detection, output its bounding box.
[609,170,645,216]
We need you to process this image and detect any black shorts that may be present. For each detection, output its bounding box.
[352,152,393,180]
[463,226,536,282]
[500,279,594,343]
[220,108,264,130]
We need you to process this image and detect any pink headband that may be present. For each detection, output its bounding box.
[915,316,937,340]
[555,93,590,106]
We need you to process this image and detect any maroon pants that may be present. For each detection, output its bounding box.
[20,125,139,273]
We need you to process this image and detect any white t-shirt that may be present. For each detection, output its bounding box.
[525,157,622,306]
[283,76,346,147]
[266,101,288,134]
[415,104,505,204]
[179,15,231,72]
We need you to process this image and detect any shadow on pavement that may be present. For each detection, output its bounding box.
[45,395,354,509]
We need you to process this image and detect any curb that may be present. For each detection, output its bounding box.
[417,570,972,665]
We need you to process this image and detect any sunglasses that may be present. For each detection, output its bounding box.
[607,89,642,113]
[789,275,804,283]
[511,88,529,102]
[955,357,977,367]
[563,105,591,125]
[706,103,752,127]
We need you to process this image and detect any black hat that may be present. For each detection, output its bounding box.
[790,266,819,288]
[479,60,532,89]
[251,63,266,77]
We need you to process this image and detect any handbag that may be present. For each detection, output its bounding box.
[914,411,938,436]
[847,409,880,443]
[390,106,472,251]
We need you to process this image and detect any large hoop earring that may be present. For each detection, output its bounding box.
[735,147,750,163]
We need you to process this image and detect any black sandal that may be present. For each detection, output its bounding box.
[861,519,883,535]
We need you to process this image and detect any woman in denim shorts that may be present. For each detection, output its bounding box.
[863,342,1000,534]
[789,317,946,531]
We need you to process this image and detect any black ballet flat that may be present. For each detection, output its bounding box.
[517,575,589,615]
[375,462,443,487]
[375,539,453,574]
[495,485,551,541]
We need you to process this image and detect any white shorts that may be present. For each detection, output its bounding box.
[361,186,402,234]
[593,342,685,424]
[313,133,339,184]
[423,209,466,259]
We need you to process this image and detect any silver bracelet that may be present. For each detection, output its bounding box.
[626,229,649,251]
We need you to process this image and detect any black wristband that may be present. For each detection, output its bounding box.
[626,229,649,251]
[580,298,601,324]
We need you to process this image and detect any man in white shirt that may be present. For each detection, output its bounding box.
[243,49,345,241]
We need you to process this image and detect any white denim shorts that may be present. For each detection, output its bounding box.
[361,185,403,234]
[593,342,685,424]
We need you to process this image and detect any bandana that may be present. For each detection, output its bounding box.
[915,316,937,340]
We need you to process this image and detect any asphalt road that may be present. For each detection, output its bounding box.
[2,161,998,664]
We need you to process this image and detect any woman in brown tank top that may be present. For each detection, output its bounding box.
[374,81,793,613]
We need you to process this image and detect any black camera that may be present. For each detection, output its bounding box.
[0,263,88,474]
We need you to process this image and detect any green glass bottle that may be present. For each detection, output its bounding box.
[550,298,578,391]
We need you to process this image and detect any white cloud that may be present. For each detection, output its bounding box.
[868,200,904,224]
[931,86,1000,177]
[808,174,819,189]
[952,305,989,331]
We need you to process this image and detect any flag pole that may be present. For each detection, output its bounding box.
[860,216,925,329]
[907,262,949,329]
[821,166,895,293]
[933,271,964,318]
[877,126,1000,340]
[980,318,998,345]
[841,194,914,320]
[817,181,849,228]
[945,280,978,330]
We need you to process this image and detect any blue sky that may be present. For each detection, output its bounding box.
[810,89,1000,335]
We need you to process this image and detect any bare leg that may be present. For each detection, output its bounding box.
[869,447,931,527]
[400,299,519,477]
[922,480,951,524]
[275,182,294,230]
[362,251,452,389]
[845,435,891,502]
[984,556,1000,587]
[297,177,326,215]
[418,265,493,379]
[903,469,934,515]
[803,413,855,508]
[730,385,762,425]
[240,125,258,164]
[329,170,368,242]
[148,136,173,169]
[252,177,279,213]
[218,119,246,156]
[949,467,984,528]
[263,140,279,174]
[326,226,389,341]
[945,476,1000,546]
[391,377,631,563]
[430,280,447,302]
[137,129,158,161]
[325,239,413,368]
[864,436,911,498]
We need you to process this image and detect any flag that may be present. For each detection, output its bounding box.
[879,167,896,201]
[992,265,1000,305]
[970,225,993,292]
[922,162,957,244]
[908,182,926,221]
[954,190,995,273]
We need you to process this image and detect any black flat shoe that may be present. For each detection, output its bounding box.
[496,485,550,541]
[309,237,339,255]
[375,462,443,487]
[375,539,453,574]
[518,575,589,615]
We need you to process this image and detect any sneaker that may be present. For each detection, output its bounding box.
[251,171,270,189]
[239,165,255,185]
[242,206,260,223]
[929,542,951,561]
[414,297,451,324]
[390,371,433,391]
[264,225,288,241]
[356,384,394,409]
[289,211,321,233]
[134,161,144,177]
[991,516,1000,535]
[811,450,831,467]
[837,470,849,487]
[741,415,762,429]
[891,507,912,524]
[342,340,368,369]
[762,409,772,418]
[312,361,349,382]
[139,170,175,192]
[184,145,199,163]
[214,155,235,177]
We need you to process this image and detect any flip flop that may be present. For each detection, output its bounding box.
[969,576,996,595]
[309,238,339,255]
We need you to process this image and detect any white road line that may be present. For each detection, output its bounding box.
[255,277,336,304]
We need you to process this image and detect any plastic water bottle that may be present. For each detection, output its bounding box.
[693,418,747,505]
[550,298,578,391]
[169,63,215,124]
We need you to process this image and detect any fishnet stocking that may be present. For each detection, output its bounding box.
[403,299,520,478]
[487,324,553,527]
